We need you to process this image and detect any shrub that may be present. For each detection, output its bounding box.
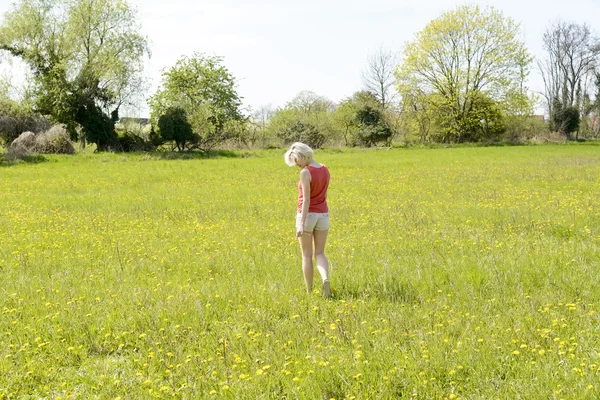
[277,121,325,149]
[6,125,75,160]
[6,131,36,160]
[157,107,196,151]
[118,132,156,152]
[502,116,549,143]
[551,100,580,140]
[35,125,75,154]
[354,106,393,147]
[0,100,50,146]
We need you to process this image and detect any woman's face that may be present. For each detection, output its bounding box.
[295,158,307,168]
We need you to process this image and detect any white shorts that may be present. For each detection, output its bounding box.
[296,212,330,232]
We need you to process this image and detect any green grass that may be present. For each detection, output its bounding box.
[1,144,599,399]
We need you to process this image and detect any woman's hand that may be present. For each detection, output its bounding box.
[296,227,304,237]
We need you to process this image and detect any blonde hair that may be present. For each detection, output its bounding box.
[284,142,314,166]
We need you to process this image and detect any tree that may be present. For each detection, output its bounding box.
[148,53,245,151]
[242,104,275,148]
[396,5,534,142]
[251,105,275,129]
[331,91,389,146]
[285,91,335,114]
[157,107,197,151]
[265,91,337,147]
[277,121,325,149]
[401,89,434,144]
[331,98,359,147]
[538,21,600,137]
[551,99,580,139]
[355,105,393,147]
[0,0,149,151]
[362,47,399,110]
[540,22,599,111]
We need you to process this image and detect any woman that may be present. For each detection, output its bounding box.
[284,142,331,297]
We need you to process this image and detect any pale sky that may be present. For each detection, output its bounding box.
[1,0,600,117]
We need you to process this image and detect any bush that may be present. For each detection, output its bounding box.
[117,132,156,152]
[157,107,196,151]
[36,125,75,154]
[6,131,36,160]
[502,116,549,143]
[354,106,393,147]
[277,121,325,149]
[115,121,156,152]
[6,125,75,160]
[0,100,50,146]
[551,100,580,140]
[529,131,567,144]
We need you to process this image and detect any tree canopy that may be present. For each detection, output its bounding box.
[148,53,245,150]
[396,5,534,142]
[0,0,149,150]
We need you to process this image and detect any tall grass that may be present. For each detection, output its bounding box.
[1,144,599,399]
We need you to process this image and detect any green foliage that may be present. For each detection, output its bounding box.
[0,98,50,145]
[265,91,337,147]
[329,91,382,147]
[400,91,434,144]
[117,132,155,152]
[148,125,163,148]
[502,116,548,142]
[443,93,506,142]
[148,53,244,150]
[330,99,359,146]
[354,106,393,147]
[113,119,155,152]
[0,0,149,150]
[157,107,197,151]
[551,100,580,139]
[277,120,325,149]
[75,101,118,151]
[397,5,534,142]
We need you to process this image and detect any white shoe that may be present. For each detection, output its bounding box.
[322,280,331,298]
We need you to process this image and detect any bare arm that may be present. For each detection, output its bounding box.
[297,168,311,237]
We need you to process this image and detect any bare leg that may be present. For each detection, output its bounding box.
[313,229,330,296]
[298,232,314,293]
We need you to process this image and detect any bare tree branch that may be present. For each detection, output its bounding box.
[362,46,399,109]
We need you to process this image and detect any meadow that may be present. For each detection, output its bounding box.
[1,144,599,399]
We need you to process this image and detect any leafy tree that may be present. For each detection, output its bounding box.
[331,99,360,146]
[157,107,197,151]
[354,106,392,147]
[551,100,580,139]
[265,91,337,147]
[148,53,245,151]
[0,0,149,151]
[397,5,534,142]
[285,91,335,114]
[277,121,325,149]
[400,90,434,144]
[330,91,396,147]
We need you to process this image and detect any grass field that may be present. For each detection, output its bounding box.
[1,144,599,399]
